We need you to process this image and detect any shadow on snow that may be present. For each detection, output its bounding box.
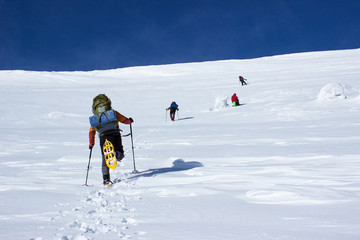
[127,159,203,180]
[235,103,246,107]
[177,116,194,121]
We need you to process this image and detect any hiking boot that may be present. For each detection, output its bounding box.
[116,151,124,161]
[103,179,113,186]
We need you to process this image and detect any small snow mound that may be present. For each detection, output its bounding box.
[317,83,350,100]
[210,96,230,111]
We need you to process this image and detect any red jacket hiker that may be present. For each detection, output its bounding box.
[231,93,239,106]
[231,93,238,102]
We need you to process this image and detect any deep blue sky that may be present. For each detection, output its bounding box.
[1,0,359,71]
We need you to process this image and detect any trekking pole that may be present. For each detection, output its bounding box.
[130,123,138,173]
[84,147,93,186]
[177,110,179,120]
[165,109,168,122]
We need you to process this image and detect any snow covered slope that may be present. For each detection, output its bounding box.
[1,49,360,240]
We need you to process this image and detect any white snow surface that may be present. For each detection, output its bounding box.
[1,49,360,240]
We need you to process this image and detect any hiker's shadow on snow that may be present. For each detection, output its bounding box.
[178,117,194,121]
[128,159,203,179]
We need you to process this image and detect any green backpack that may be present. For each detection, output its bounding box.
[92,94,112,115]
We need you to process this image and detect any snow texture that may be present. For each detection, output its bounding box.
[210,96,230,111]
[317,83,352,100]
[1,49,360,240]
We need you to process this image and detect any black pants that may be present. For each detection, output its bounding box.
[99,131,124,178]
[170,108,176,120]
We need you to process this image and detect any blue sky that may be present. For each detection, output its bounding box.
[1,0,359,71]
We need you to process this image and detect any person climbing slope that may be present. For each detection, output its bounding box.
[166,101,179,121]
[88,94,133,185]
[239,76,247,86]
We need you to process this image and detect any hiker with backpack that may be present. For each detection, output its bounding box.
[166,101,179,121]
[239,76,247,86]
[231,93,240,107]
[88,94,133,185]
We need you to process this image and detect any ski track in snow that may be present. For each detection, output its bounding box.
[47,129,152,240]
[51,180,141,240]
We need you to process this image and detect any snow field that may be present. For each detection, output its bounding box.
[0,49,360,239]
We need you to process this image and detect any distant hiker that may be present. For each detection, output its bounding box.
[88,94,133,185]
[231,93,240,107]
[166,101,179,121]
[239,76,247,86]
